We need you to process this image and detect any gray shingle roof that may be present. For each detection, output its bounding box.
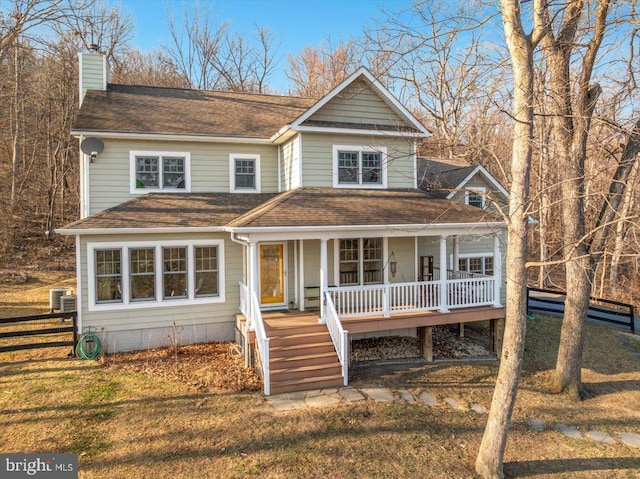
[60,188,503,232]
[418,158,476,194]
[73,84,317,138]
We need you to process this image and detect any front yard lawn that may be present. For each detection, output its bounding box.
[1,272,639,478]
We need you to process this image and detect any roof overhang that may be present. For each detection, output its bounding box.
[226,222,506,241]
[55,226,226,236]
[71,130,273,144]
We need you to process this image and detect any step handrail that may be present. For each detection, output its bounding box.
[324,292,348,386]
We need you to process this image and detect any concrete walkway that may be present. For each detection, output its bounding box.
[266,386,640,449]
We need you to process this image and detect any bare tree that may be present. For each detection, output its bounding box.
[162,1,227,90]
[475,1,545,477]
[287,38,363,98]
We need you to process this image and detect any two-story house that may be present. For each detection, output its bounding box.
[59,47,508,395]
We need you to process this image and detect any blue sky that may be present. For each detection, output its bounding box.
[121,0,407,92]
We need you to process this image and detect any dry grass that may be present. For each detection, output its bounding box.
[1,274,639,478]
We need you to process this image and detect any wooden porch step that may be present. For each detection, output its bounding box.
[266,323,326,336]
[268,331,332,348]
[271,351,339,368]
[270,374,344,395]
[270,341,335,358]
[271,363,342,382]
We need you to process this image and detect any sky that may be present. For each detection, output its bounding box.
[120,0,408,92]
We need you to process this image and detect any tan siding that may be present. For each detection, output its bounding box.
[309,79,411,127]
[301,132,415,188]
[79,232,243,334]
[88,139,279,214]
[280,135,300,191]
[80,53,105,92]
[388,237,416,283]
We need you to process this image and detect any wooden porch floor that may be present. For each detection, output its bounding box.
[263,306,505,335]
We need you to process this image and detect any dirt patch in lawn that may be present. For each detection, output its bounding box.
[102,342,262,393]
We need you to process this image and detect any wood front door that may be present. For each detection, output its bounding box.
[260,243,285,305]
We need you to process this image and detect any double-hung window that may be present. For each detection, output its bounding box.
[95,249,122,303]
[230,154,261,192]
[130,151,190,193]
[465,187,486,208]
[89,240,224,310]
[333,145,387,188]
[339,238,383,285]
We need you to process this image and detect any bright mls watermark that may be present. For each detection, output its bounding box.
[1,454,77,478]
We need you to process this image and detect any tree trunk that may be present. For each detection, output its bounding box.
[475,1,537,477]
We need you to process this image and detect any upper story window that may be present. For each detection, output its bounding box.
[465,187,486,208]
[130,151,191,194]
[230,154,261,193]
[333,145,387,188]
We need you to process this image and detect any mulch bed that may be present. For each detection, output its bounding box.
[102,342,262,392]
[351,325,493,362]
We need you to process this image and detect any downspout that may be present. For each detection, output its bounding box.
[230,232,251,366]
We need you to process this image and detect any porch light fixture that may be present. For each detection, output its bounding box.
[389,252,397,278]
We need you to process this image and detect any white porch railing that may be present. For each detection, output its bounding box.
[250,292,270,396]
[327,277,496,318]
[324,293,349,385]
[239,282,270,396]
[239,281,249,323]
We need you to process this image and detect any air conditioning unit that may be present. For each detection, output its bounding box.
[60,295,77,313]
[50,288,73,312]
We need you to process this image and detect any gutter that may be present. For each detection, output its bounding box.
[70,130,273,144]
[55,226,226,236]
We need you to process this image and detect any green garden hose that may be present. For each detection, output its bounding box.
[76,332,102,359]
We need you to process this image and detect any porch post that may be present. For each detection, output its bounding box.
[299,240,305,312]
[493,233,503,307]
[319,238,328,323]
[452,235,459,271]
[438,235,449,313]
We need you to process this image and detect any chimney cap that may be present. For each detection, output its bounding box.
[88,43,99,52]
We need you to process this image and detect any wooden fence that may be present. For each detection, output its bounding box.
[527,287,635,334]
[0,312,78,353]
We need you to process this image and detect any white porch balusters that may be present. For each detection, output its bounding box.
[439,235,450,313]
[319,238,328,323]
[493,234,503,307]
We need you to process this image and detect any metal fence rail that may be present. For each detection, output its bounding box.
[527,287,635,334]
[0,312,78,353]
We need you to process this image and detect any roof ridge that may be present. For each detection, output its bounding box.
[226,188,305,227]
[107,83,316,101]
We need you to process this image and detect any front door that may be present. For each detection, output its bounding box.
[260,243,285,305]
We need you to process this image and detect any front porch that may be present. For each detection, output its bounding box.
[238,272,506,395]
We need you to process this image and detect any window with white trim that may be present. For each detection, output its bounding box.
[339,238,383,285]
[88,240,225,311]
[95,249,122,303]
[130,248,155,302]
[333,145,387,188]
[130,151,191,193]
[457,254,494,275]
[229,154,261,192]
[465,187,486,208]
